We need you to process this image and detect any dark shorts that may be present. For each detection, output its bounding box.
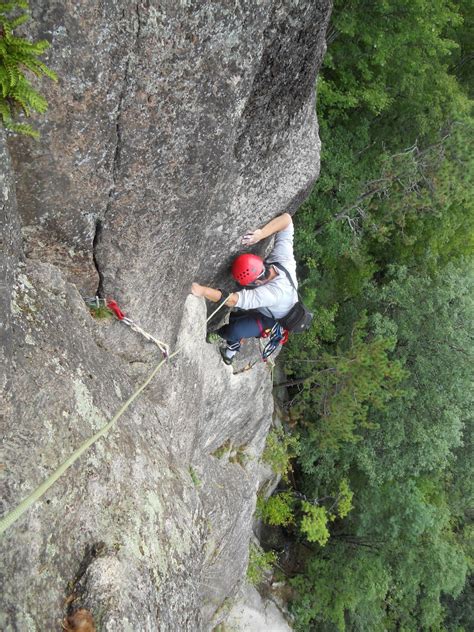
[217,310,276,350]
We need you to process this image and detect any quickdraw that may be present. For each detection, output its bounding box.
[261,322,288,361]
[84,296,169,358]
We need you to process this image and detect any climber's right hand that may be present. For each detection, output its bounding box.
[241,228,263,246]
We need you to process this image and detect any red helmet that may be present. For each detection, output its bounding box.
[231,254,265,285]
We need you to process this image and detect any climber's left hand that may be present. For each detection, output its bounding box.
[191,282,206,297]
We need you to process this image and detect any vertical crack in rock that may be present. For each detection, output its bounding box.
[64,542,107,616]
[93,4,142,295]
[92,219,105,297]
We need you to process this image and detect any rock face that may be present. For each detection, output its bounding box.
[1,1,331,630]
[224,582,293,631]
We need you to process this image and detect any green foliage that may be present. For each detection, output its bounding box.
[88,304,113,320]
[299,502,330,546]
[257,491,294,527]
[364,119,474,271]
[280,0,474,628]
[443,574,474,632]
[320,0,466,142]
[286,264,473,629]
[446,0,474,97]
[258,479,353,547]
[335,478,353,519]
[293,0,474,303]
[356,264,474,482]
[291,548,390,632]
[0,0,57,137]
[286,314,406,459]
[298,479,354,546]
[188,466,201,489]
[246,543,277,586]
[290,484,469,631]
[261,427,300,482]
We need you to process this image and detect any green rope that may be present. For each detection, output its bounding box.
[0,350,179,536]
[0,297,229,536]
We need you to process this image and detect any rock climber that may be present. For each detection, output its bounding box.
[191,212,298,364]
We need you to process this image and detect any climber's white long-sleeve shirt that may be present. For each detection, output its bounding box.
[235,220,298,319]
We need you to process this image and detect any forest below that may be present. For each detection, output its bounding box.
[261,1,474,630]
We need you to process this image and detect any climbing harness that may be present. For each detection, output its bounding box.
[0,296,229,536]
[84,297,169,357]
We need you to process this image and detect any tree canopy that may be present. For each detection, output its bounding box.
[263,1,474,629]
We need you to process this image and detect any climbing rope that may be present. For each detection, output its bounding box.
[0,350,179,536]
[0,296,229,536]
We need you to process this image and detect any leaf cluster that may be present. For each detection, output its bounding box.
[258,478,354,547]
[0,0,57,137]
[246,543,277,586]
[261,426,300,482]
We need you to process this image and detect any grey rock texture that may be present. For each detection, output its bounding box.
[224,582,293,631]
[0,129,22,398]
[1,1,331,630]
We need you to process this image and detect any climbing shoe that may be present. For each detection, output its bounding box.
[206,332,221,344]
[219,346,234,365]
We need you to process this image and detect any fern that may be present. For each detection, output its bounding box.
[0,0,57,137]
[0,66,10,97]
[5,120,39,137]
[0,99,11,120]
[3,57,19,88]
[1,2,28,13]
[14,76,48,112]
[9,13,29,30]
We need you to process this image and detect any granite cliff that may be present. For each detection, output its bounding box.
[0,1,331,629]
